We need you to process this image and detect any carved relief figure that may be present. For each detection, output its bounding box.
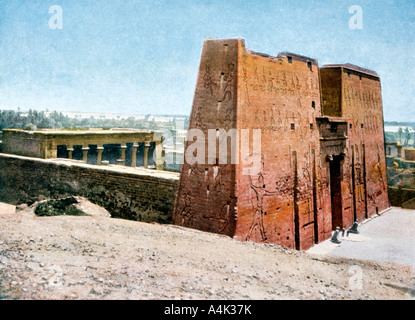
[255,109,260,125]
[187,161,205,188]
[203,65,216,96]
[246,172,278,242]
[195,106,206,130]
[242,68,250,104]
[180,193,193,225]
[222,63,235,102]
[269,106,276,127]
[252,67,260,90]
[223,114,232,130]
[203,197,236,234]
[374,151,386,190]
[212,165,225,194]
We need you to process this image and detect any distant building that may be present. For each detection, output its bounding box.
[55,111,147,121]
[385,141,401,158]
[1,128,165,170]
[403,148,415,162]
[51,111,189,123]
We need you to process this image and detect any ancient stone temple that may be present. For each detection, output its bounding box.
[2,128,164,169]
[173,38,389,250]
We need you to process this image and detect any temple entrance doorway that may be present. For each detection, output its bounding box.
[329,155,343,230]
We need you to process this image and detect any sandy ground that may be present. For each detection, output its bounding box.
[0,201,414,300]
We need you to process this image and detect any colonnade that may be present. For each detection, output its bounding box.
[62,141,161,169]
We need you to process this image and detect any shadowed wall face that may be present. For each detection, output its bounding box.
[0,154,178,223]
[172,40,238,236]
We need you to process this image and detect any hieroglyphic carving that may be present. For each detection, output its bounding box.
[274,174,293,197]
[219,63,236,130]
[242,68,250,105]
[246,64,319,98]
[254,109,260,125]
[298,151,314,225]
[269,105,276,127]
[263,110,267,127]
[373,148,386,191]
[274,108,283,133]
[223,113,232,131]
[251,67,264,91]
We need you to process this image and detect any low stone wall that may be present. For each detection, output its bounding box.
[404,148,415,161]
[0,153,179,223]
[402,197,415,209]
[388,186,415,207]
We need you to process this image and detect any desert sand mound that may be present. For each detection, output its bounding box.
[0,201,413,300]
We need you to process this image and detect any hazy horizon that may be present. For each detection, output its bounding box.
[0,1,414,121]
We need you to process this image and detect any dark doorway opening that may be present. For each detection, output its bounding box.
[125,143,133,166]
[292,151,300,250]
[57,145,68,158]
[136,143,145,167]
[330,155,343,230]
[72,145,83,160]
[88,145,98,164]
[312,149,318,244]
[103,144,121,164]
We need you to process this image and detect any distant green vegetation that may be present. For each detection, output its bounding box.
[0,109,189,139]
[384,124,415,147]
[384,121,415,127]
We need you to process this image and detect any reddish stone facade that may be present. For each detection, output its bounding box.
[173,39,389,250]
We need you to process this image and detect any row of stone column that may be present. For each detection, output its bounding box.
[130,142,152,168]
[65,142,152,168]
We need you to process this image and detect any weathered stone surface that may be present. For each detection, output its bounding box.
[173,39,389,250]
[34,197,87,217]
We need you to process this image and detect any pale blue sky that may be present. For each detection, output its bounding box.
[0,0,414,121]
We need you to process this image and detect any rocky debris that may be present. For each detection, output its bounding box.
[34,197,90,217]
[18,196,111,218]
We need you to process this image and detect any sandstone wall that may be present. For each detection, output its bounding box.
[341,68,389,218]
[0,153,179,223]
[2,130,43,158]
[321,66,389,224]
[173,39,334,250]
[234,42,328,250]
[173,39,389,251]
